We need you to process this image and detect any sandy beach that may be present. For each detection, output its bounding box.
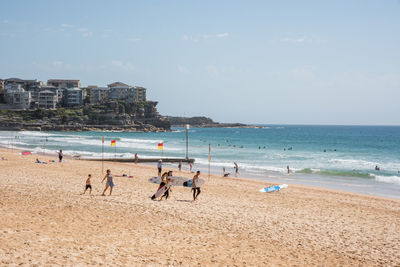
[0,147,399,266]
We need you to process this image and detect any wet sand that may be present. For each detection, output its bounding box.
[0,148,399,266]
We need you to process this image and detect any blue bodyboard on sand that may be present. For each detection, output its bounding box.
[259,184,288,193]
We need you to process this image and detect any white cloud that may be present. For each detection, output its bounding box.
[128,37,142,43]
[280,36,326,44]
[183,32,230,42]
[76,28,93,37]
[216,32,229,38]
[52,61,64,67]
[111,60,134,71]
[291,66,315,80]
[82,31,93,37]
[177,65,188,73]
[61,23,73,28]
[205,65,220,77]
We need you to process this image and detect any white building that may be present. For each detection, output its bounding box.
[38,90,57,109]
[107,82,147,103]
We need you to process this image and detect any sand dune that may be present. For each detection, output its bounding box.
[0,148,399,266]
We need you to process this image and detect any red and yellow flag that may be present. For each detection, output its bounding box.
[158,142,163,150]
[111,140,116,147]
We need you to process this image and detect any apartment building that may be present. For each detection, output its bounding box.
[38,90,57,109]
[89,87,109,104]
[107,82,147,103]
[47,79,81,88]
[63,88,83,107]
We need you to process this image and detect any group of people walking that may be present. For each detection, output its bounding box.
[81,167,202,201]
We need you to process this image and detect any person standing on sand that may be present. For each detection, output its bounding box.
[101,169,114,196]
[178,161,182,171]
[82,174,92,195]
[234,162,239,176]
[192,171,201,201]
[189,162,193,172]
[157,160,162,176]
[134,153,138,164]
[58,149,63,162]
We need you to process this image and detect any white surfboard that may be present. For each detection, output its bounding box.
[149,176,189,186]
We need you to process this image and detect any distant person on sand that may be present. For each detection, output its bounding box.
[287,165,290,174]
[192,171,201,201]
[178,161,182,171]
[35,158,47,164]
[58,149,63,162]
[190,162,193,172]
[157,160,162,176]
[234,162,239,176]
[82,174,92,195]
[101,169,114,196]
[134,153,138,164]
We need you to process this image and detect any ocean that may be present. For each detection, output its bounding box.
[1,125,399,199]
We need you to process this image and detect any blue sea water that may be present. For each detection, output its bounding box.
[0,125,399,199]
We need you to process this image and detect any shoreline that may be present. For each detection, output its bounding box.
[2,143,399,201]
[1,145,399,203]
[1,147,399,265]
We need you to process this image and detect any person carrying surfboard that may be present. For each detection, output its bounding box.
[151,172,168,200]
[192,171,201,201]
[161,171,173,200]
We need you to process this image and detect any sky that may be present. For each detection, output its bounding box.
[0,0,399,125]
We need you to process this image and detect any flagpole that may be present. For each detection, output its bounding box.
[208,144,211,180]
[102,136,104,176]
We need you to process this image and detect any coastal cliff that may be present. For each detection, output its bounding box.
[166,116,260,128]
[0,101,170,132]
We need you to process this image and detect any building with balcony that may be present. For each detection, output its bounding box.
[38,90,57,109]
[89,87,109,104]
[63,88,83,107]
[107,82,147,103]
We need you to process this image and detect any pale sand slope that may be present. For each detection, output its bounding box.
[0,148,399,266]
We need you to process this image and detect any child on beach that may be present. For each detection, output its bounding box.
[192,171,201,201]
[58,149,63,162]
[101,169,114,196]
[82,174,92,194]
